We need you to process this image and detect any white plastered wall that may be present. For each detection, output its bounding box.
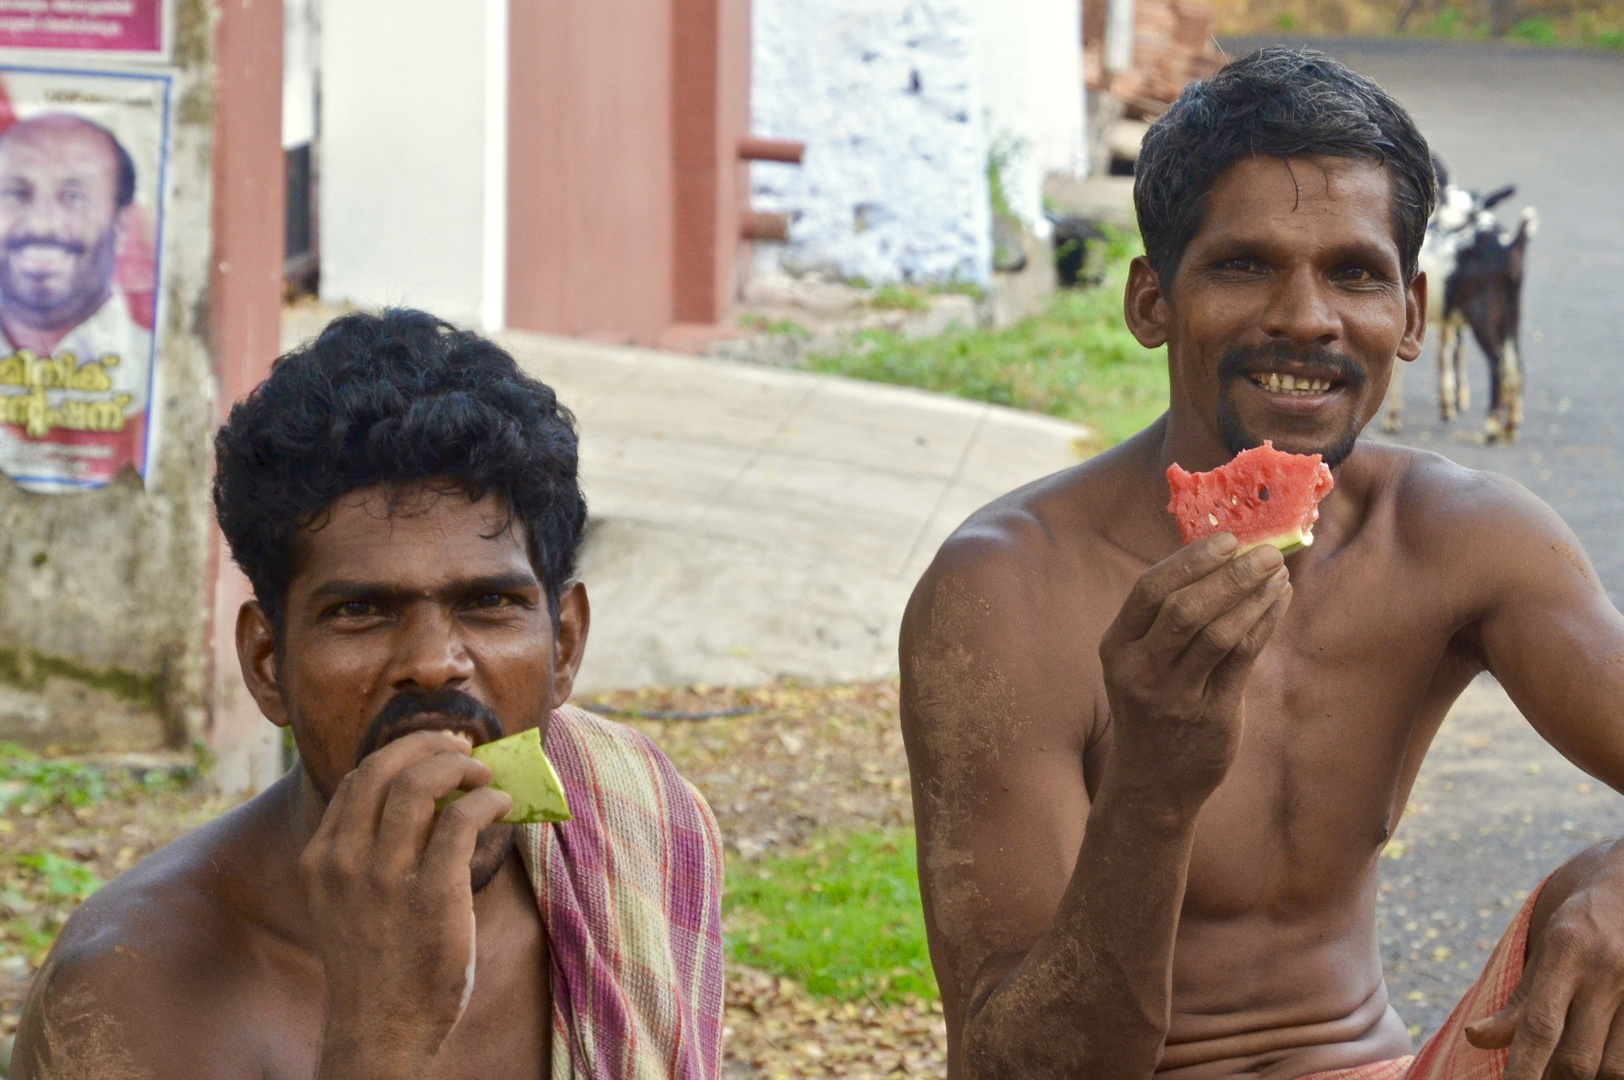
[967,0,1086,233]
[319,0,508,330]
[750,0,1084,285]
[749,0,993,286]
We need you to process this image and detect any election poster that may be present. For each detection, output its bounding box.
[0,1,169,62]
[0,64,172,493]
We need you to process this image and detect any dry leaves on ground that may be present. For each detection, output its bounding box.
[725,965,946,1080]
[580,679,914,857]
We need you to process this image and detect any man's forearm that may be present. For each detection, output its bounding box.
[963,784,1198,1080]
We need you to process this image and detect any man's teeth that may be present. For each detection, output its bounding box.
[1252,373,1332,395]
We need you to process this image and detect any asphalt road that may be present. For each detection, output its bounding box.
[1221,38,1624,1042]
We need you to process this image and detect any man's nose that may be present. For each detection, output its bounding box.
[388,605,475,693]
[19,193,69,237]
[1261,266,1339,346]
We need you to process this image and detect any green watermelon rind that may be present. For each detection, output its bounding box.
[436,726,573,825]
[1239,525,1313,556]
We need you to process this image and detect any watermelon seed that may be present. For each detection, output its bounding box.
[1208,513,1219,526]
[1259,486,1270,501]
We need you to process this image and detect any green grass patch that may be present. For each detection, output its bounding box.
[0,742,196,815]
[870,283,930,312]
[725,830,937,1003]
[1510,14,1561,42]
[739,313,811,340]
[809,228,1168,449]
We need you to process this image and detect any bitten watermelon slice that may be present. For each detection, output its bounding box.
[1166,441,1335,554]
[437,727,572,824]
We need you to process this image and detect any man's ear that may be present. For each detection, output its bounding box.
[112,204,133,254]
[1398,269,1427,363]
[235,601,288,728]
[549,582,591,709]
[1124,256,1172,349]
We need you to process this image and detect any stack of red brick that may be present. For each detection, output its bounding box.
[1083,0,1226,117]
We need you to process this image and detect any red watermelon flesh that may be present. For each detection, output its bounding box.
[1166,441,1335,554]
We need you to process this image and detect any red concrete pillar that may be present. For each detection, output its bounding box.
[670,0,751,327]
[208,0,285,789]
[212,0,285,405]
[507,0,676,343]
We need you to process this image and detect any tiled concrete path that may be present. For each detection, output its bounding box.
[281,310,1088,693]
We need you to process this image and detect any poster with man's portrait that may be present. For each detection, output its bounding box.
[0,64,172,493]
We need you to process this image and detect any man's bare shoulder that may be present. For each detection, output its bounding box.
[1353,441,1577,563]
[14,787,296,1079]
[916,431,1162,613]
[900,433,1162,759]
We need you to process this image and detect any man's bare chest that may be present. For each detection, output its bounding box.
[1179,568,1480,916]
[246,916,552,1079]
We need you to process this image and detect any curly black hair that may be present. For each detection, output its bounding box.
[1135,47,1436,287]
[213,308,587,632]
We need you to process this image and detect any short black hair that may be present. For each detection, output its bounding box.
[102,122,136,210]
[213,308,588,632]
[1135,47,1436,286]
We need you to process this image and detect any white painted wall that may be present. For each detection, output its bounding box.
[967,0,1086,230]
[319,0,507,329]
[751,0,1084,285]
[750,0,993,286]
[283,0,319,149]
[1019,0,1087,182]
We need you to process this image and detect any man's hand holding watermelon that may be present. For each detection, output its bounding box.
[901,47,1624,1080]
[1099,534,1290,814]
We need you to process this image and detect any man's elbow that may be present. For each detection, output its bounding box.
[959,986,1167,1080]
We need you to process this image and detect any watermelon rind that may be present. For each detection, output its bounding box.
[437,726,573,824]
[1241,525,1312,556]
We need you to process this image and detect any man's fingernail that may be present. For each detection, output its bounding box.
[1210,533,1238,554]
[442,729,472,747]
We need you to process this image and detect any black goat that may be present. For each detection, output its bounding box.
[1383,161,1537,442]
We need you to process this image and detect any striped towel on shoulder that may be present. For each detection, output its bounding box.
[516,705,725,1080]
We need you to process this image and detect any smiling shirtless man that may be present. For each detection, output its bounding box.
[902,48,1624,1080]
[14,310,724,1079]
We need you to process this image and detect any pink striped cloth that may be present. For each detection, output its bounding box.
[516,705,725,1080]
[1303,881,1547,1080]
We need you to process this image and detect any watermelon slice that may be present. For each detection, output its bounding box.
[437,726,572,824]
[1166,441,1334,554]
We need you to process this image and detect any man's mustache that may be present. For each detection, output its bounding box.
[1217,340,1369,391]
[355,688,505,767]
[4,234,86,258]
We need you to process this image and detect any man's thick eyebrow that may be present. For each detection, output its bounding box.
[311,571,540,602]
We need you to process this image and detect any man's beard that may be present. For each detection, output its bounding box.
[0,225,118,331]
[355,688,514,894]
[1214,341,1370,470]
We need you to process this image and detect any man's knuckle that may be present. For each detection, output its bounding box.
[1193,623,1237,655]
[438,798,480,829]
[391,769,438,803]
[1545,923,1589,963]
[1549,1050,1598,1080]
[1596,1059,1624,1080]
[1162,596,1198,633]
[1519,1009,1564,1045]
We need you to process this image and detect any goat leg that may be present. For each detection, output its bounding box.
[1437,321,1459,422]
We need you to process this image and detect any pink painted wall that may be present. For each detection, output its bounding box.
[506,0,751,343]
